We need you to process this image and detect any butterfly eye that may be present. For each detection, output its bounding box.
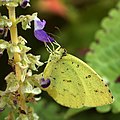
[40,78,51,88]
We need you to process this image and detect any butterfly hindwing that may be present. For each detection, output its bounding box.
[43,56,85,108]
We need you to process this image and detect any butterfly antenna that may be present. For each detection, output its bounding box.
[54,26,62,34]
[48,32,60,40]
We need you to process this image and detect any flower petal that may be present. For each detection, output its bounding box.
[34,17,54,42]
[34,29,54,42]
[34,17,46,30]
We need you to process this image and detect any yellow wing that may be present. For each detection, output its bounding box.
[42,51,114,108]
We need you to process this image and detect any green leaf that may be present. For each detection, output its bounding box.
[86,1,120,113]
[86,2,120,82]
[32,99,65,120]
[110,83,120,113]
[96,105,111,113]
[64,107,91,120]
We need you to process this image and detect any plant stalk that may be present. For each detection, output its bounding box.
[7,6,27,112]
[8,6,21,81]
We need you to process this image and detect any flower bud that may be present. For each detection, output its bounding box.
[40,78,51,88]
[0,27,4,35]
[20,0,30,8]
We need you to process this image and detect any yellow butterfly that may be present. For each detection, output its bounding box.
[40,47,114,108]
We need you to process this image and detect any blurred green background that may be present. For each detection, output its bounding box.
[0,0,120,120]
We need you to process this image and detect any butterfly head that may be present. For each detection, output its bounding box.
[48,47,67,62]
[55,47,67,56]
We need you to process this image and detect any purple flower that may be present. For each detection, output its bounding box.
[34,17,54,42]
[20,0,30,8]
[40,78,51,88]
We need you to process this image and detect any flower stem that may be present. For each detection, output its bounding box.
[7,6,27,112]
[7,6,21,81]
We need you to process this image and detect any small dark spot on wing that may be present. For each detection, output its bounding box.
[78,83,81,86]
[94,90,104,93]
[76,105,79,108]
[59,93,64,96]
[88,75,91,78]
[63,79,72,82]
[76,64,79,68]
[71,93,76,98]
[111,96,114,99]
[72,62,74,64]
[100,91,104,93]
[94,90,98,92]
[86,75,91,78]
[63,88,68,91]
[82,103,84,105]
[50,76,56,80]
[105,84,107,87]
[108,90,111,93]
